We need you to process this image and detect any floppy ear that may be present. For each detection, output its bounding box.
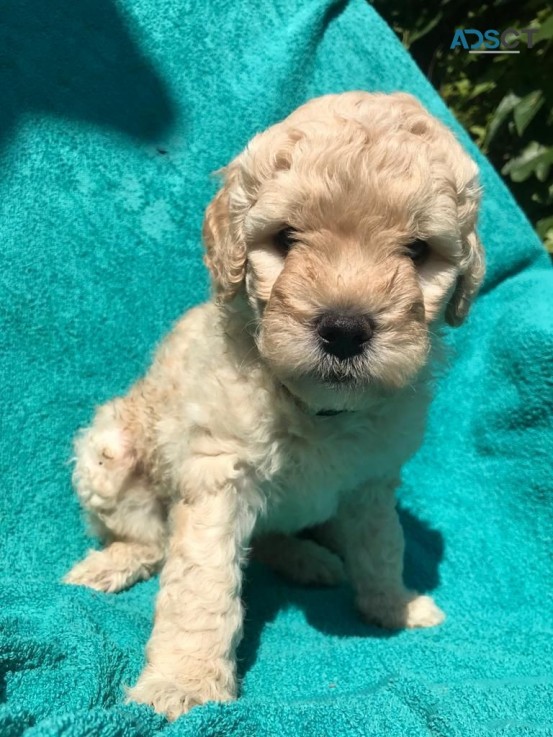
[445,169,485,327]
[202,164,247,302]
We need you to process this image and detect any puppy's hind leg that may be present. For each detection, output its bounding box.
[65,539,163,594]
[65,402,166,593]
[65,479,166,593]
[252,533,345,586]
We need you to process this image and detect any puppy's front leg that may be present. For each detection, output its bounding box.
[128,486,256,720]
[335,481,445,630]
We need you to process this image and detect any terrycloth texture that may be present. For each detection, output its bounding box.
[0,0,551,734]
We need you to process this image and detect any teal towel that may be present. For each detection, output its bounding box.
[1,1,552,735]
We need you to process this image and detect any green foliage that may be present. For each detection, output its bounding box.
[372,0,553,252]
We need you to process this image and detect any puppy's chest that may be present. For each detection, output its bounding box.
[255,410,420,535]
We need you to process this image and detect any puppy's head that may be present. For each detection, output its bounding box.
[203,92,484,411]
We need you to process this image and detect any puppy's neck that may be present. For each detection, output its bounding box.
[277,380,352,417]
[218,292,257,342]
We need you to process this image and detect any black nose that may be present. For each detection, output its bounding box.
[316,313,373,360]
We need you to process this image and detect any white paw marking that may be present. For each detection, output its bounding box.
[358,590,445,630]
[404,594,445,628]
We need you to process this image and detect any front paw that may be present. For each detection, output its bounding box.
[127,665,236,720]
[358,590,445,630]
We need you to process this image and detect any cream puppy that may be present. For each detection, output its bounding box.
[65,91,484,719]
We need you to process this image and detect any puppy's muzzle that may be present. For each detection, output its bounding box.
[315,313,374,361]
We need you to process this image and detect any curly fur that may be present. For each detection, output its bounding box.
[64,91,484,720]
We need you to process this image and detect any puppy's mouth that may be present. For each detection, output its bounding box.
[315,357,367,388]
[278,355,379,415]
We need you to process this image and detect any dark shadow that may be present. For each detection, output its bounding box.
[238,506,444,680]
[0,0,176,149]
[400,508,444,593]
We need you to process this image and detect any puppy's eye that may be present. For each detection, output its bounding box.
[273,227,297,256]
[406,239,430,264]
